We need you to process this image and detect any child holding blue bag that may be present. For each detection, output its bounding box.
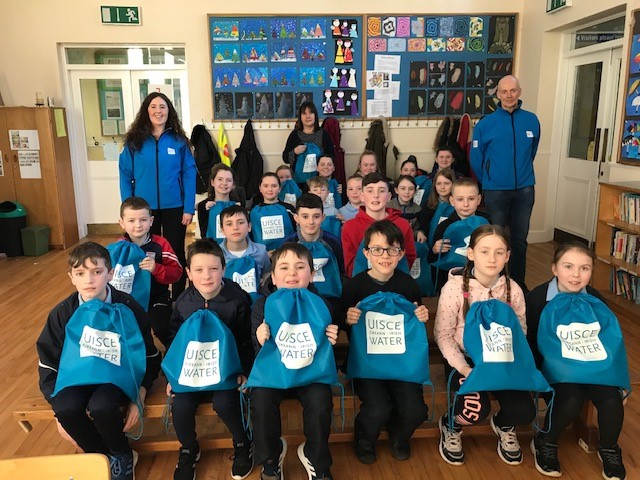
[417,168,456,249]
[526,242,629,480]
[250,173,296,253]
[197,164,240,243]
[37,242,161,480]
[434,225,535,467]
[249,243,339,480]
[166,239,254,480]
[343,220,429,464]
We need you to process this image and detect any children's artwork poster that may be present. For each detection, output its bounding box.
[209,15,363,119]
[9,130,40,150]
[365,14,516,117]
[620,9,640,165]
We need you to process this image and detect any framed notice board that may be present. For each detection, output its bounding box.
[209,15,364,120]
[620,9,640,165]
[364,14,517,118]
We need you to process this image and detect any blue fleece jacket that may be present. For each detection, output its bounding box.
[119,130,197,213]
[470,101,540,190]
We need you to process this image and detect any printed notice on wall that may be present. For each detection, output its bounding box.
[18,150,41,179]
[9,130,40,150]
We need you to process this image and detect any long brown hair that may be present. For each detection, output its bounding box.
[124,92,189,151]
[294,101,320,132]
[461,224,512,316]
[552,241,596,266]
[426,168,456,209]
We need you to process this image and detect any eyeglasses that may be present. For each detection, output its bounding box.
[366,246,403,257]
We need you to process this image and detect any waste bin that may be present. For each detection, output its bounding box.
[0,201,27,257]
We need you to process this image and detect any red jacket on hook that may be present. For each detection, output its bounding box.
[321,117,346,185]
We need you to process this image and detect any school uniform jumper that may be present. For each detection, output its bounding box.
[167,282,253,449]
[342,270,429,444]
[37,287,161,455]
[387,198,423,237]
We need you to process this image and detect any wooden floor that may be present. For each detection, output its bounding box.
[1,239,638,479]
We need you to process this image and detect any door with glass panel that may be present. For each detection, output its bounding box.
[554,47,621,242]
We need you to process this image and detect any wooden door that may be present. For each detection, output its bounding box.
[0,112,17,202]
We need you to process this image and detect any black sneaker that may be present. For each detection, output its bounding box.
[174,446,201,480]
[231,441,254,480]
[389,436,411,461]
[260,437,287,480]
[297,442,333,479]
[108,449,135,480]
[598,445,626,480]
[490,414,523,465]
[530,437,561,477]
[438,415,464,466]
[354,435,376,464]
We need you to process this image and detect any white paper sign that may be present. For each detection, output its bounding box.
[374,54,401,74]
[374,81,400,101]
[18,150,41,179]
[103,142,120,161]
[261,215,285,240]
[233,268,257,294]
[556,322,607,361]
[178,340,221,387]
[80,325,121,366]
[110,263,136,294]
[367,99,392,118]
[9,130,40,150]
[480,322,514,362]
[275,322,317,369]
[365,311,406,354]
[102,120,118,136]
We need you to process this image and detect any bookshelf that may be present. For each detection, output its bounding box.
[594,181,640,317]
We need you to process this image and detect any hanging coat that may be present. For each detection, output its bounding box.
[364,119,387,175]
[232,119,263,200]
[321,117,346,186]
[191,124,220,194]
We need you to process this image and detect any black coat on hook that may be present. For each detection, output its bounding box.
[233,119,263,200]
[190,124,220,194]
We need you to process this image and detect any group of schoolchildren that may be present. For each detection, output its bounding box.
[36,148,629,480]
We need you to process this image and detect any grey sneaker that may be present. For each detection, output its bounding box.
[490,414,523,465]
[438,415,464,466]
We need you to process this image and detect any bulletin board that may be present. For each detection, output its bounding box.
[364,14,517,118]
[208,15,364,120]
[620,9,640,165]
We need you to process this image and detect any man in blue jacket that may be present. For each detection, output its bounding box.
[470,75,540,291]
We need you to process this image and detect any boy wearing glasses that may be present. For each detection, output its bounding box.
[342,220,429,465]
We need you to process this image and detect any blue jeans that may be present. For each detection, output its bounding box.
[482,186,535,288]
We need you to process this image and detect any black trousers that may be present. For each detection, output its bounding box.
[148,295,173,349]
[151,207,187,299]
[540,383,624,448]
[172,389,248,449]
[353,378,428,443]
[52,384,130,454]
[445,363,536,429]
[251,384,333,472]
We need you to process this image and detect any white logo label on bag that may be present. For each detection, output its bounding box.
[438,216,447,225]
[312,258,329,283]
[178,341,221,387]
[275,322,317,369]
[80,326,121,366]
[365,312,406,354]
[480,322,514,362]
[326,192,335,208]
[261,215,285,240]
[215,214,225,239]
[233,268,257,294]
[556,322,607,361]
[414,188,425,205]
[454,235,471,257]
[110,263,135,294]
[303,153,317,173]
[284,193,297,206]
[410,258,421,279]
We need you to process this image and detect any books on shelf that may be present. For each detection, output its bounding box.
[610,228,640,265]
[610,267,640,304]
[617,192,640,224]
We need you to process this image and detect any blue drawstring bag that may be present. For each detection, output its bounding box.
[352,238,409,277]
[413,175,433,207]
[245,288,338,389]
[457,300,552,396]
[293,143,322,184]
[300,241,342,298]
[52,300,146,404]
[321,215,342,239]
[162,310,243,393]
[410,242,434,296]
[224,256,261,302]
[347,292,430,385]
[432,215,489,272]
[250,203,295,251]
[107,241,151,311]
[278,179,302,207]
[206,200,237,243]
[327,179,343,209]
[538,293,631,392]
[428,202,455,249]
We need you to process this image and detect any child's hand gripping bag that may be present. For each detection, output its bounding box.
[538,292,631,392]
[293,143,322,184]
[300,241,342,298]
[347,292,430,385]
[250,203,295,251]
[162,309,243,393]
[206,200,237,243]
[245,288,337,389]
[352,238,410,277]
[278,179,302,207]
[224,256,261,302]
[52,299,146,404]
[107,240,151,311]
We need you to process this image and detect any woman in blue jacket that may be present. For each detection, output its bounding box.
[120,92,196,298]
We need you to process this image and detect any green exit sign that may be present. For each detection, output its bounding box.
[547,0,572,14]
[101,6,141,25]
